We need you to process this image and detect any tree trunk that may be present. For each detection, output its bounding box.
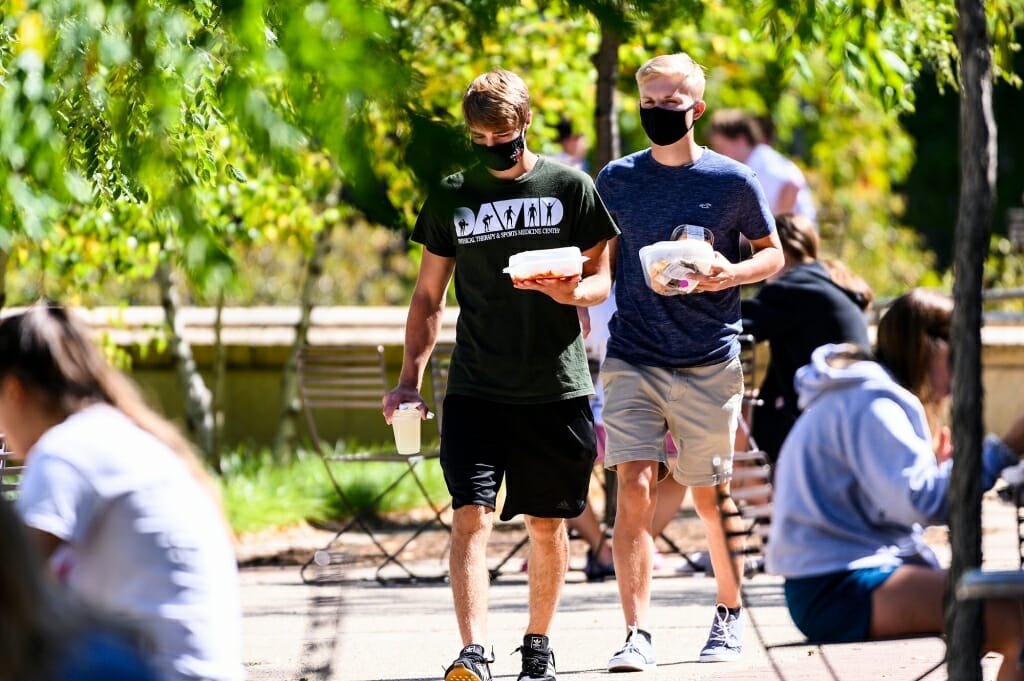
[0,250,8,311]
[946,1,995,679]
[593,21,622,523]
[211,288,226,472]
[273,222,336,457]
[157,262,216,462]
[593,23,622,174]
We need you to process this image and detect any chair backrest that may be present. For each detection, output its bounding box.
[428,343,454,429]
[297,345,390,449]
[732,334,773,562]
[730,449,773,548]
[738,333,763,410]
[0,435,23,500]
[738,332,757,376]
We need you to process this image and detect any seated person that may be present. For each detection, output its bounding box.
[572,295,617,581]
[2,302,244,681]
[766,289,1024,681]
[0,495,159,681]
[740,213,872,463]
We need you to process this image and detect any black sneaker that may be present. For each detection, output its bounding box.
[444,644,493,681]
[583,550,616,582]
[514,634,556,681]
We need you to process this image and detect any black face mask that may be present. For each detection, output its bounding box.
[639,101,701,147]
[472,131,526,171]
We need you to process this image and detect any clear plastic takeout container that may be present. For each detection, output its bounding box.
[638,225,715,296]
[503,246,589,284]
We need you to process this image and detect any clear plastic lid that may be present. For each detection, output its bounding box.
[638,225,715,296]
[393,402,434,419]
[670,224,714,245]
[503,246,588,281]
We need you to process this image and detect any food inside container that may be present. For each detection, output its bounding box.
[638,226,715,296]
[503,246,589,284]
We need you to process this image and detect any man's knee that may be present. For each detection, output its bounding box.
[691,484,733,517]
[615,462,659,497]
[524,515,565,541]
[452,504,493,535]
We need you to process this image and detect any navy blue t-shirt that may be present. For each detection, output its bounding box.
[596,148,774,368]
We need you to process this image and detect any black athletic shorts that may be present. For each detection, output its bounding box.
[439,394,598,521]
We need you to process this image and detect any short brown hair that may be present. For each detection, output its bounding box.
[462,69,531,132]
[708,109,763,146]
[635,53,706,100]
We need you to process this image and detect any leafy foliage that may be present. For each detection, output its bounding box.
[1,0,1022,309]
[219,446,446,534]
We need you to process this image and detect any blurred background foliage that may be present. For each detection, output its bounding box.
[1,0,1022,310]
[3,0,1022,529]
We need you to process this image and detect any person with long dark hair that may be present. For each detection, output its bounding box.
[740,212,872,463]
[1,301,244,681]
[767,289,1024,681]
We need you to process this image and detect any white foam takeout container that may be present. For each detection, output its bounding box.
[503,246,589,283]
[638,238,714,296]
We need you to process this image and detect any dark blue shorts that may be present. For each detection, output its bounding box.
[784,567,898,643]
[440,394,597,521]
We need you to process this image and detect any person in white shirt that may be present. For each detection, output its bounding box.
[1,301,244,681]
[551,116,590,173]
[707,109,817,226]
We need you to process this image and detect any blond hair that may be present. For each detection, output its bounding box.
[635,53,706,100]
[462,69,531,131]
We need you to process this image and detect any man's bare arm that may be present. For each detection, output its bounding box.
[383,250,455,420]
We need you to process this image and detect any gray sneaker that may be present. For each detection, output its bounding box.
[607,626,656,672]
[698,604,744,662]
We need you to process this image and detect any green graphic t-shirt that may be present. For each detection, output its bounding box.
[412,157,619,403]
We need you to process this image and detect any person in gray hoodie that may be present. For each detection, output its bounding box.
[766,289,1024,681]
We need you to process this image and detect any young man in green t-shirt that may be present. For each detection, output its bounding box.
[383,69,618,681]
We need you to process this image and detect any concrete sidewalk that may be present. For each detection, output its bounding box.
[240,561,1000,681]
[239,495,1019,681]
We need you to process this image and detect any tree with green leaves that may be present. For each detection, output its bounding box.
[0,0,439,461]
[2,0,1021,492]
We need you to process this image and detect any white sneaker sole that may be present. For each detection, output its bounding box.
[608,661,656,673]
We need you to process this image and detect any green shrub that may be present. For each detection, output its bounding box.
[218,446,447,535]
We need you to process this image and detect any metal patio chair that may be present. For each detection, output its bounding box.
[0,435,22,500]
[660,334,773,573]
[297,344,451,584]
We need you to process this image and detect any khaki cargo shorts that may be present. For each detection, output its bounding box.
[601,355,743,486]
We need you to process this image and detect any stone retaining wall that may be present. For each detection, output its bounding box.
[36,306,1024,449]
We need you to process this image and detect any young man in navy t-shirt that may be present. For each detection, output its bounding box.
[596,52,783,671]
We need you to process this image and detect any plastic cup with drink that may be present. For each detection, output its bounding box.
[390,402,432,455]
